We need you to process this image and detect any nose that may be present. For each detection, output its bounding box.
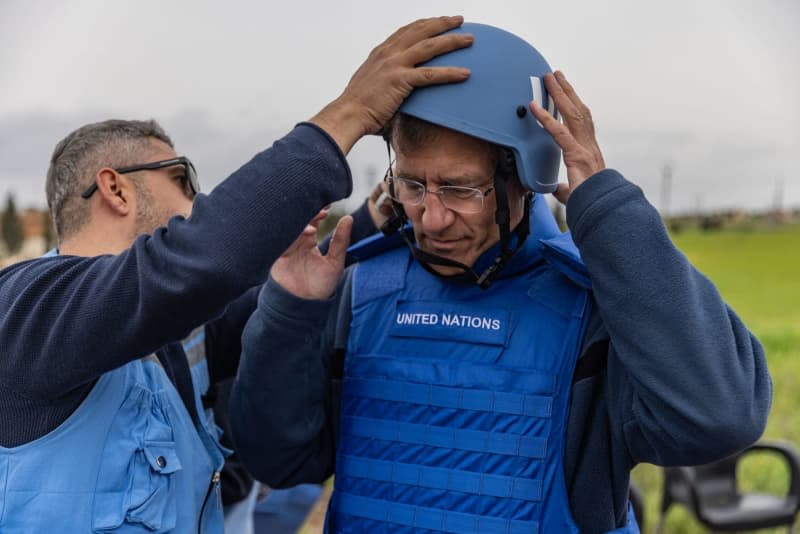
[420,190,454,233]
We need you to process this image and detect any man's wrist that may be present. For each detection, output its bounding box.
[309,98,367,156]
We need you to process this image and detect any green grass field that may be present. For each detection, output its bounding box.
[633,221,800,533]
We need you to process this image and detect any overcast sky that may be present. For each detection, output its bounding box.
[1,0,798,214]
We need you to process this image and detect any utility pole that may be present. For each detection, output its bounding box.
[659,162,673,218]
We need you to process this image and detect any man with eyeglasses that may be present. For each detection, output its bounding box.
[230,23,771,533]
[0,16,474,533]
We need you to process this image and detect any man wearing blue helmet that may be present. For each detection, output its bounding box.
[230,23,771,533]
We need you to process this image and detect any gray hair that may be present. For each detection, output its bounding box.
[46,119,174,241]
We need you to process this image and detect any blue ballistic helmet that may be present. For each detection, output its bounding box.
[400,23,560,193]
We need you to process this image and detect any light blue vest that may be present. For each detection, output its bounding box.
[329,197,639,533]
[0,326,227,533]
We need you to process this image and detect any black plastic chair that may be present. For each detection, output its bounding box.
[657,440,800,533]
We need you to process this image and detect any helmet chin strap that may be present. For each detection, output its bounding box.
[380,160,532,290]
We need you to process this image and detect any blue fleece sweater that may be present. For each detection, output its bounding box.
[0,123,352,447]
[229,170,772,533]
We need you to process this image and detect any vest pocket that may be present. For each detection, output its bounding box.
[129,440,181,531]
[93,440,182,532]
[141,441,183,476]
[93,388,183,532]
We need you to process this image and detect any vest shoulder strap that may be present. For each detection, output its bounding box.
[351,246,409,308]
[346,225,411,265]
[538,232,592,290]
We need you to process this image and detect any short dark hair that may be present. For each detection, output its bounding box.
[46,119,173,241]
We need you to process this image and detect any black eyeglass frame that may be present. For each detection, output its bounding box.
[80,156,199,199]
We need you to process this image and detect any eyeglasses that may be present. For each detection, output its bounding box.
[80,156,200,199]
[385,174,494,214]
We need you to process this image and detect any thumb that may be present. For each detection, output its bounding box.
[326,215,353,266]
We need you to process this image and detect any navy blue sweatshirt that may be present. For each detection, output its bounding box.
[229,170,772,533]
[0,123,352,447]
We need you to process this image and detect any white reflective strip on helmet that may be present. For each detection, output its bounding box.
[530,76,543,108]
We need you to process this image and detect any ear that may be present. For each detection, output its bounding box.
[94,168,134,216]
[506,179,528,224]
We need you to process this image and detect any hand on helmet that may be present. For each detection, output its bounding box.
[530,71,606,205]
[311,16,473,155]
[271,210,353,300]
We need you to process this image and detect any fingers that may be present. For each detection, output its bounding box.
[396,20,472,89]
[531,70,606,189]
[544,72,596,145]
[552,183,571,205]
[291,208,330,252]
[553,71,590,116]
[404,31,474,68]
[308,208,330,230]
[278,223,317,260]
[388,16,465,51]
[530,99,580,153]
[370,16,472,93]
[326,215,353,266]
[296,223,319,244]
[407,66,471,88]
[309,16,470,155]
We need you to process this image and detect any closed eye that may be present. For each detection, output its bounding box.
[444,186,481,199]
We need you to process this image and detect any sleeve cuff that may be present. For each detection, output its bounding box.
[259,276,334,325]
[294,122,353,199]
[566,169,644,243]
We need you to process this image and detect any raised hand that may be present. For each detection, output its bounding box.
[270,211,353,300]
[530,71,606,205]
[367,178,393,229]
[311,16,473,154]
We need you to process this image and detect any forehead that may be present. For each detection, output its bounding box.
[394,126,494,179]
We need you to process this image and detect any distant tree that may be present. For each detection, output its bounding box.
[699,214,724,232]
[42,210,56,250]
[1,193,24,254]
[668,219,685,234]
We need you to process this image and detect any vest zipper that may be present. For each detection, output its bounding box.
[197,470,221,534]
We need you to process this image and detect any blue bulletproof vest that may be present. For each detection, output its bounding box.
[0,326,227,533]
[329,197,639,533]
